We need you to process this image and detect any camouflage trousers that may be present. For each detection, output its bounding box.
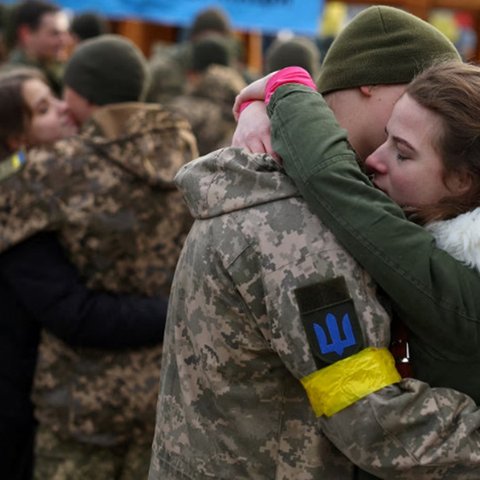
[34,426,152,480]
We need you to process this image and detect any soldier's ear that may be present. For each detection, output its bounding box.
[359,86,375,97]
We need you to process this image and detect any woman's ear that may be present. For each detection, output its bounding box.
[448,169,472,195]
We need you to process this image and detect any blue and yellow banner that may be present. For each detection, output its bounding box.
[52,0,324,35]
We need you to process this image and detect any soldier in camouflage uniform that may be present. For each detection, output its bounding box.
[232,6,480,479]
[149,146,393,479]
[0,35,197,479]
[169,63,246,155]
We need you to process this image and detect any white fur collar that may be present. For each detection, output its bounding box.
[426,207,480,272]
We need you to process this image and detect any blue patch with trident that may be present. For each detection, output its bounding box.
[295,277,364,367]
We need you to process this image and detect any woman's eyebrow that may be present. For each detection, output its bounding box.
[392,135,415,152]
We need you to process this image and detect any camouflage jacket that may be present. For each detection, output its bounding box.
[0,102,197,445]
[169,65,246,156]
[149,147,392,479]
[268,84,480,478]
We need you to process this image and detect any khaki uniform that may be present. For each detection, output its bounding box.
[149,148,392,479]
[0,102,197,479]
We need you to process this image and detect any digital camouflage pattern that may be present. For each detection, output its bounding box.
[0,103,197,449]
[148,147,392,479]
[169,64,246,155]
[34,424,152,480]
[321,381,480,479]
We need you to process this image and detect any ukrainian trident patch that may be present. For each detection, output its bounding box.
[295,276,364,368]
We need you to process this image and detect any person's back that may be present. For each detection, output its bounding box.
[145,57,186,105]
[169,64,246,155]
[149,148,391,479]
[30,103,195,451]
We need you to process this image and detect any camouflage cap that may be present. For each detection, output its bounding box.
[317,6,461,94]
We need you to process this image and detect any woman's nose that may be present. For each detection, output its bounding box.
[365,150,388,174]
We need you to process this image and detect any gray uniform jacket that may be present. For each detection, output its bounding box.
[148,147,392,479]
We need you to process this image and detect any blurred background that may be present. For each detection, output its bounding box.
[1,0,478,78]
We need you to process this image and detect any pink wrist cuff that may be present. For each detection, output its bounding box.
[238,99,255,114]
[265,66,317,104]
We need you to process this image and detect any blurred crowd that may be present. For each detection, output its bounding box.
[0,1,326,155]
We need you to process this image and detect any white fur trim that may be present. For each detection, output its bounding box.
[426,207,480,272]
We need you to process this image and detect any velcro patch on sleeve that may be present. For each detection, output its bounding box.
[295,277,364,369]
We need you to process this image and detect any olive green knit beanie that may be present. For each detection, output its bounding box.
[318,6,461,94]
[189,7,232,40]
[64,34,149,105]
[191,34,235,72]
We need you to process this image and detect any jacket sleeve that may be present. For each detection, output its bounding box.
[0,149,65,252]
[267,84,480,358]
[0,232,167,349]
[266,84,480,476]
[320,379,480,479]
